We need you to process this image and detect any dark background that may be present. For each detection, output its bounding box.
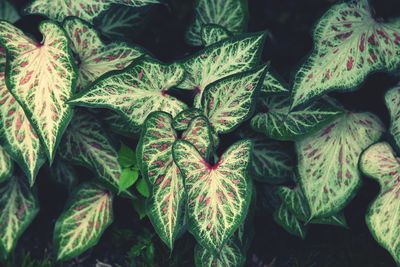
[6,0,400,266]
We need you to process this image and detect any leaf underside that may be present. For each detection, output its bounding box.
[194,239,245,267]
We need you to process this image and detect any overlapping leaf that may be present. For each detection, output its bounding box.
[25,0,161,23]
[202,65,267,134]
[0,0,20,23]
[0,176,39,256]
[54,182,113,261]
[102,111,142,137]
[59,111,122,192]
[50,159,78,191]
[137,112,212,249]
[63,17,144,90]
[201,24,232,46]
[0,21,77,162]
[0,146,12,182]
[173,139,252,253]
[297,112,384,218]
[186,0,248,46]
[179,32,265,107]
[251,94,343,141]
[273,204,307,239]
[385,85,400,149]
[194,239,245,267]
[69,58,187,128]
[291,0,400,108]
[261,70,289,94]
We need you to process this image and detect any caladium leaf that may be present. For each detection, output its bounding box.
[59,111,122,193]
[54,182,113,261]
[0,0,20,23]
[103,111,142,137]
[25,0,161,23]
[291,0,400,108]
[273,204,307,239]
[0,47,5,71]
[0,69,45,185]
[251,94,344,141]
[69,57,187,128]
[201,24,232,46]
[385,86,400,150]
[0,21,77,163]
[179,32,265,107]
[360,142,400,264]
[50,159,78,191]
[173,108,203,131]
[202,65,267,134]
[173,139,252,253]
[261,70,289,94]
[63,17,144,90]
[0,176,39,256]
[297,112,384,218]
[194,239,245,267]
[186,0,248,46]
[137,112,213,249]
[0,142,12,183]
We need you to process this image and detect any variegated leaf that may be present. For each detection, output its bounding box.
[0,176,39,255]
[261,70,289,94]
[173,139,252,253]
[251,94,343,141]
[102,111,142,137]
[273,204,307,239]
[25,0,161,23]
[63,17,144,90]
[179,32,265,107]
[297,112,384,218]
[181,116,213,159]
[201,24,232,46]
[137,112,212,249]
[186,0,248,46]
[291,0,400,108]
[69,57,187,128]
[202,65,267,134]
[360,142,400,264]
[0,69,45,185]
[385,85,400,150]
[50,159,78,191]
[54,182,113,261]
[0,0,20,23]
[173,108,203,131]
[0,21,77,162]
[0,47,5,71]
[194,239,245,267]
[59,111,122,192]
[0,146,12,182]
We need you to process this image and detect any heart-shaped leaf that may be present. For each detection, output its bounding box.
[173,139,252,253]
[0,21,77,163]
[69,57,187,128]
[291,0,400,108]
[202,65,267,134]
[173,108,203,131]
[59,111,122,193]
[137,111,213,249]
[360,142,400,264]
[251,94,343,141]
[194,239,245,267]
[0,176,39,256]
[63,17,144,90]
[296,112,384,218]
[385,85,400,150]
[54,182,113,261]
[50,159,78,192]
[25,0,161,23]
[179,32,265,107]
[0,0,20,23]
[201,24,232,46]
[186,0,248,46]
[273,204,307,239]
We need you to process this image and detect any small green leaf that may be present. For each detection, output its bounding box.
[118,143,136,168]
[0,0,20,23]
[136,177,150,198]
[273,204,308,239]
[194,239,245,267]
[132,196,147,219]
[118,144,139,192]
[54,182,113,261]
[201,24,232,46]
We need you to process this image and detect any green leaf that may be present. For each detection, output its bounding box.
[296,112,384,218]
[202,65,267,134]
[179,32,265,107]
[59,111,122,193]
[360,142,400,264]
[0,0,20,23]
[103,111,142,137]
[251,94,344,141]
[173,139,252,253]
[194,239,245,267]
[25,0,161,23]
[50,159,78,191]
[0,144,12,183]
[0,68,45,185]
[69,57,187,128]
[0,176,39,256]
[63,17,144,90]
[273,204,307,239]
[118,144,139,192]
[54,182,113,261]
[186,0,248,46]
[0,21,77,163]
[173,108,203,131]
[132,196,147,219]
[136,177,150,198]
[261,70,289,94]
[137,111,213,249]
[201,24,232,46]
[291,0,400,108]
[385,85,400,150]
